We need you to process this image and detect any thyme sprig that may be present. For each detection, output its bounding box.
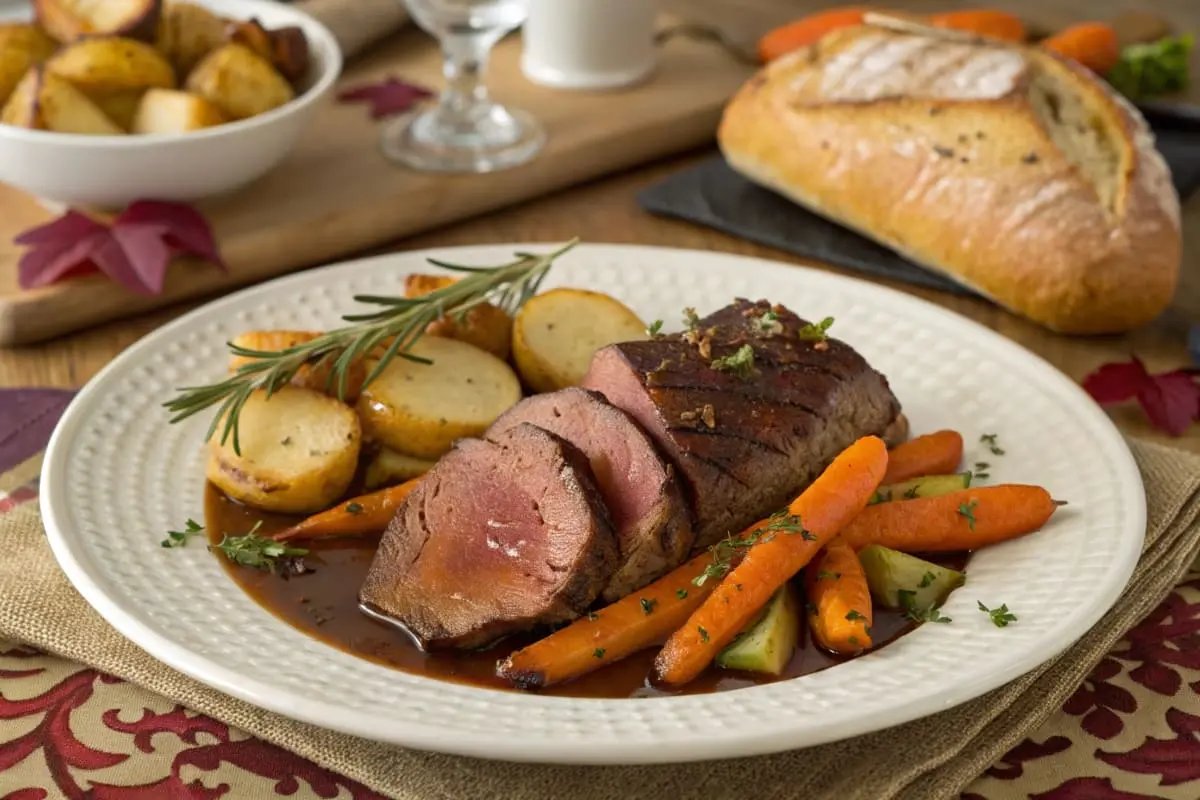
[162,240,580,454]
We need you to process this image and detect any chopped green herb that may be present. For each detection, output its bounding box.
[162,518,204,548]
[593,648,606,659]
[208,522,309,572]
[1107,35,1194,101]
[899,591,952,624]
[764,509,816,540]
[751,309,783,336]
[676,588,689,600]
[978,601,1017,628]
[692,522,778,587]
[975,461,990,471]
[710,344,756,378]
[918,571,936,588]
[845,609,867,622]
[957,499,978,531]
[640,598,658,615]
[682,307,700,332]
[698,626,710,644]
[903,485,921,499]
[817,569,841,581]
[848,635,859,646]
[280,436,293,446]
[345,502,364,515]
[980,433,1005,456]
[798,316,835,342]
[646,319,664,337]
[868,490,888,505]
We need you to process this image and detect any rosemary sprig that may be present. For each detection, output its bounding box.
[162,239,580,454]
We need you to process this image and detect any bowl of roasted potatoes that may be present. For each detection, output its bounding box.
[0,0,341,209]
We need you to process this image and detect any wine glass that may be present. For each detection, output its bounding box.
[385,0,546,173]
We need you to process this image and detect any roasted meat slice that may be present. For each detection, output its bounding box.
[582,298,902,548]
[487,387,693,602]
[358,423,619,650]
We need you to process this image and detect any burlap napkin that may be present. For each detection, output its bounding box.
[1,440,1198,800]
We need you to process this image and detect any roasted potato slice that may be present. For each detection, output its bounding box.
[207,386,362,514]
[512,288,648,393]
[363,447,437,490]
[131,87,225,133]
[185,43,294,121]
[46,36,176,128]
[227,18,310,86]
[0,24,59,108]
[1,67,124,134]
[228,330,366,403]
[34,0,161,44]
[401,273,514,361]
[156,1,228,76]
[356,336,523,460]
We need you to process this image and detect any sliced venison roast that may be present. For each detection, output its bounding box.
[487,388,693,602]
[581,299,902,549]
[358,423,618,650]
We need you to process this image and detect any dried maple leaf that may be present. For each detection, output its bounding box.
[15,201,225,295]
[337,76,434,119]
[1082,356,1200,437]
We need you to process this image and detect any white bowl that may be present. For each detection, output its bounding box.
[0,0,342,209]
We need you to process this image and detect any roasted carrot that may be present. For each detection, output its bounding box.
[882,429,963,484]
[653,435,888,688]
[926,10,1027,42]
[1041,22,1121,74]
[804,538,873,655]
[496,551,720,689]
[840,485,1060,552]
[757,8,870,63]
[272,479,421,541]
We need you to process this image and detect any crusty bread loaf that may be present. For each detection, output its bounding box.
[717,22,1182,334]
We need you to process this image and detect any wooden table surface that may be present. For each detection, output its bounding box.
[0,0,1198,453]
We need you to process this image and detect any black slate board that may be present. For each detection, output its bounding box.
[639,116,1200,298]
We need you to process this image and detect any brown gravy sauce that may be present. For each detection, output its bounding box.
[205,483,968,699]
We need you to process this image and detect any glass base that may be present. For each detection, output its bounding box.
[380,103,546,174]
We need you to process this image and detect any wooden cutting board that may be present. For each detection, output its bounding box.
[0,4,758,345]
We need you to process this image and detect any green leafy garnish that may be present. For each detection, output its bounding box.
[980,433,1004,456]
[817,569,841,581]
[682,307,700,332]
[345,502,364,515]
[958,500,978,531]
[1107,35,1194,101]
[698,626,710,643]
[918,571,936,588]
[798,316,835,342]
[646,319,664,337]
[751,309,783,336]
[676,588,689,600]
[978,601,1017,628]
[845,609,867,622]
[162,518,204,548]
[640,598,658,615]
[763,509,815,540]
[209,521,308,572]
[899,590,952,624]
[593,648,606,659]
[710,344,756,378]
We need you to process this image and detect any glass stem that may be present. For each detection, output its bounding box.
[438,33,497,123]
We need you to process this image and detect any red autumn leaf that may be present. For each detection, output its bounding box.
[1097,708,1200,786]
[14,200,225,295]
[1082,357,1200,437]
[337,75,434,119]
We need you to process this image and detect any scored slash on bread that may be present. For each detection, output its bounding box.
[718,22,1181,334]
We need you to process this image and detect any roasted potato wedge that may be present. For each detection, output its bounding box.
[156,1,228,76]
[227,18,310,86]
[0,24,59,108]
[356,336,523,460]
[185,43,294,121]
[363,447,437,490]
[1,67,124,134]
[131,87,225,133]
[46,36,176,128]
[35,0,161,44]
[207,386,362,514]
[401,273,514,361]
[512,288,648,393]
[228,330,366,403]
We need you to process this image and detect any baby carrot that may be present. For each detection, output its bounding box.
[804,538,873,655]
[1042,22,1121,74]
[882,429,963,484]
[497,551,719,690]
[273,478,421,541]
[926,10,1027,42]
[840,485,1060,552]
[654,436,888,689]
[757,8,870,63]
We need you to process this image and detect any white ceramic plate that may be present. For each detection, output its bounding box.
[41,243,1144,765]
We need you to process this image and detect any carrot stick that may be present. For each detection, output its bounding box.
[882,429,963,484]
[653,436,888,688]
[840,485,1060,552]
[804,538,873,655]
[757,8,870,63]
[926,10,1027,42]
[496,551,720,690]
[272,479,421,541]
[1041,22,1121,74]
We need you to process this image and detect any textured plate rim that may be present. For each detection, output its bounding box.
[40,242,1146,765]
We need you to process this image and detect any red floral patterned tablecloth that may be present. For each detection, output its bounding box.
[2,389,1198,799]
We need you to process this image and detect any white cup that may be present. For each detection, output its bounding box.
[520,0,660,90]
